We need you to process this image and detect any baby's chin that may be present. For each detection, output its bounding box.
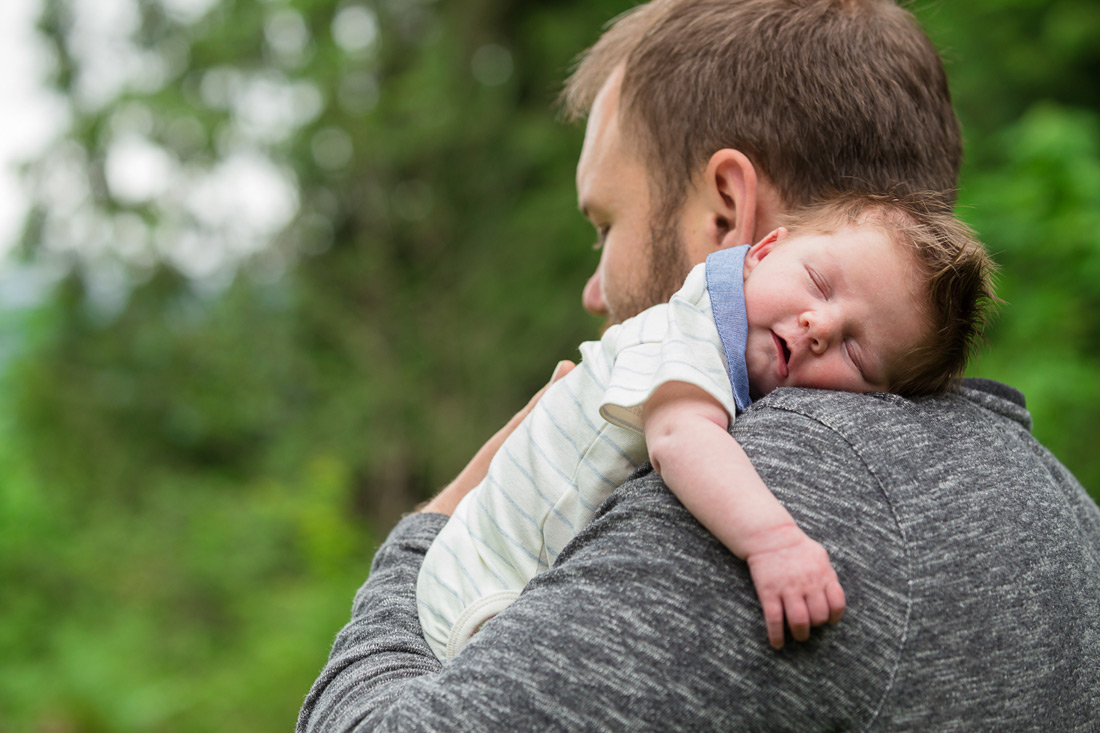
[745,372,774,402]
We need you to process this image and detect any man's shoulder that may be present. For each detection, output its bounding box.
[724,380,1084,564]
[583,380,1100,729]
[742,378,1029,437]
[536,459,909,730]
[728,380,1037,490]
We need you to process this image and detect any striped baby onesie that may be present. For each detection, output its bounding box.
[416,247,752,661]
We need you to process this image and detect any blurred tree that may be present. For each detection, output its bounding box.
[2,0,1098,730]
[4,0,632,729]
[920,0,1100,490]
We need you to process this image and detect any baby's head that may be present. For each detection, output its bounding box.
[741,191,997,400]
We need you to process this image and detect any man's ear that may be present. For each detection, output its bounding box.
[742,227,787,278]
[701,149,758,251]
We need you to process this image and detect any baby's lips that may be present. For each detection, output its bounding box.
[771,331,790,379]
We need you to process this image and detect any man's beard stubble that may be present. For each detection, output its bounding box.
[609,213,691,327]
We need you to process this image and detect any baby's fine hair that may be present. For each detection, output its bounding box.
[778,191,998,397]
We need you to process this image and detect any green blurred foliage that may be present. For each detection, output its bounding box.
[918,0,1100,489]
[1,0,1098,730]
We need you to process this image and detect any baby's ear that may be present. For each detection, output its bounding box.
[743,227,787,275]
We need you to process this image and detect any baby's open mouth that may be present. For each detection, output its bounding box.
[772,332,791,378]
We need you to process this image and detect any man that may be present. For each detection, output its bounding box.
[298,1,1100,729]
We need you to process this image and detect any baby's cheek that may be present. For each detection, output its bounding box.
[797,359,852,391]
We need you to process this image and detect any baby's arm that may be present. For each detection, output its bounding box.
[643,382,846,649]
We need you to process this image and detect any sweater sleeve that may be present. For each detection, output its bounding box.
[296,512,449,733]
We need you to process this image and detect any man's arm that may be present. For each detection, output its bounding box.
[298,398,910,731]
[296,513,447,732]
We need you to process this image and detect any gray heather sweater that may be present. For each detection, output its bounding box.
[298,380,1100,731]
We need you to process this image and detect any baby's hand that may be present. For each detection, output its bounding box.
[743,523,846,649]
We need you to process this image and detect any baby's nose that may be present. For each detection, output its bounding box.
[802,312,838,354]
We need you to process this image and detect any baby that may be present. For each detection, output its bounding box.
[417,191,996,660]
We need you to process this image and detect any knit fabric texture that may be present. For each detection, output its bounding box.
[299,380,1100,732]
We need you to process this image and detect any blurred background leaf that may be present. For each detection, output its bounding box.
[0,0,1097,730]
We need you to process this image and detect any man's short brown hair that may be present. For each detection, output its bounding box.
[778,191,998,397]
[561,0,962,218]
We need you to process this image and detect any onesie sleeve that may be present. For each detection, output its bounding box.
[592,263,737,433]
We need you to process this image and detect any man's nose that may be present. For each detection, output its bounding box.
[582,262,607,317]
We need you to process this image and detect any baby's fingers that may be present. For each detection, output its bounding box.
[806,590,831,627]
[762,596,787,650]
[826,579,846,624]
[783,593,811,643]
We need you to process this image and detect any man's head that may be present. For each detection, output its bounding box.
[565,0,962,325]
[741,192,997,400]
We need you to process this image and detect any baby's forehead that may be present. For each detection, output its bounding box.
[792,222,914,268]
[814,223,935,335]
